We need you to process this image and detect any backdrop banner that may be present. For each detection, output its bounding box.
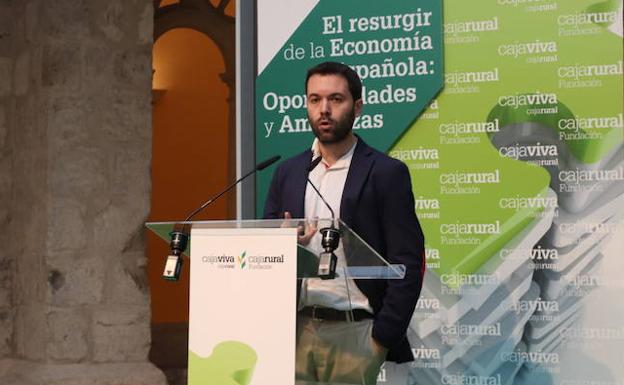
[255,0,624,384]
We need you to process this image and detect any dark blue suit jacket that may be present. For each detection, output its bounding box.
[264,138,425,363]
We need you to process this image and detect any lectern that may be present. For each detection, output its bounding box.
[146,218,406,385]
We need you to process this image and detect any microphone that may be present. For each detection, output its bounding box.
[307,157,336,220]
[306,156,340,280]
[163,155,281,281]
[257,155,281,171]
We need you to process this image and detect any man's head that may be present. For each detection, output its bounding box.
[305,62,363,144]
[305,61,362,101]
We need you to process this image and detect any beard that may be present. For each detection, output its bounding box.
[308,107,356,144]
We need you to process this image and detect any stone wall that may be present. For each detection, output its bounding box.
[0,1,166,384]
[0,0,13,360]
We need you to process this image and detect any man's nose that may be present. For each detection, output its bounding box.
[319,99,331,114]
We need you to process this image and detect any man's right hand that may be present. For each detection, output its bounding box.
[284,211,317,246]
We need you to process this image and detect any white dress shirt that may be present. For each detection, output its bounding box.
[301,137,373,312]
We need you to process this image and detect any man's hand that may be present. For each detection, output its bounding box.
[284,211,317,246]
[370,336,387,356]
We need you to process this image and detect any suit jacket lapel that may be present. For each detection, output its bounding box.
[289,150,313,218]
[340,138,374,226]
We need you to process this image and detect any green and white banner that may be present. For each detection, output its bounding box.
[255,0,623,384]
[256,0,444,214]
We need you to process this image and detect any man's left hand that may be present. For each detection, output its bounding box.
[370,336,387,356]
[284,211,317,245]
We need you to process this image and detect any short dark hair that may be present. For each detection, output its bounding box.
[305,61,362,101]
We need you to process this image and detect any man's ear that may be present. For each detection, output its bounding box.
[354,99,363,117]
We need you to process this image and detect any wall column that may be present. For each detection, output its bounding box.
[0,1,166,384]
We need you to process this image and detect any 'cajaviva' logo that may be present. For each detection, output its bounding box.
[238,251,247,269]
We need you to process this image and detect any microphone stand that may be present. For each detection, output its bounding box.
[307,157,340,280]
[162,155,281,281]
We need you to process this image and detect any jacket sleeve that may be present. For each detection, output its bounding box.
[371,160,425,349]
[263,164,283,219]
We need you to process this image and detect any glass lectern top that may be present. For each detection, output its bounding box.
[146,218,405,279]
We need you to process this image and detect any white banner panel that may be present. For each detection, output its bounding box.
[257,0,319,74]
[188,227,298,385]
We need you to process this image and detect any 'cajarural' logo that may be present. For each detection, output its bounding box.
[558,113,623,130]
[442,374,501,385]
[439,119,500,136]
[440,221,501,235]
[445,68,500,86]
[440,170,500,186]
[444,17,499,35]
[441,323,502,336]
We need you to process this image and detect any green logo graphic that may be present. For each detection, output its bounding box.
[189,341,257,385]
[238,251,247,269]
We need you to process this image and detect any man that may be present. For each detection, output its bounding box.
[264,61,425,385]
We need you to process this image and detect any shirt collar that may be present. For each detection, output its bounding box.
[311,137,358,170]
